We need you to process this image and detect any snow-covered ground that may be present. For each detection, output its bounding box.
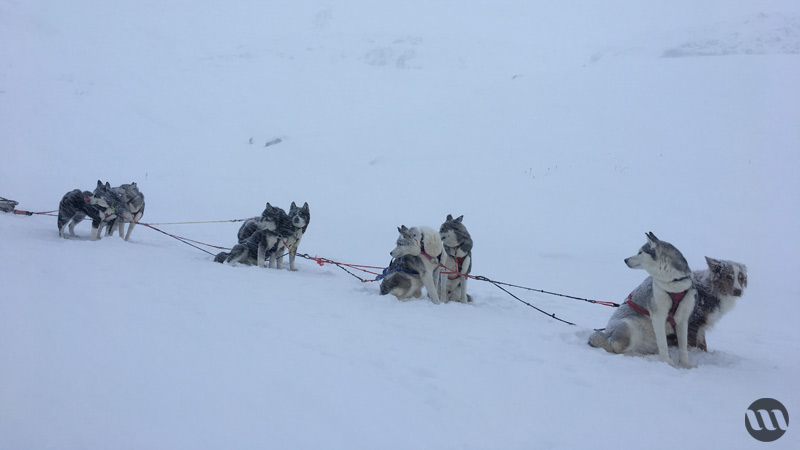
[2,1,799,448]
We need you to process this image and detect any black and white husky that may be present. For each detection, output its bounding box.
[57,181,123,241]
[390,225,448,304]
[378,255,425,300]
[220,202,310,270]
[439,214,473,303]
[105,182,145,241]
[282,202,310,271]
[667,257,748,351]
[589,232,697,368]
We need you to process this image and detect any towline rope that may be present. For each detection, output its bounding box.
[7,207,618,325]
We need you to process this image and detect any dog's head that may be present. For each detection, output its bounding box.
[705,256,748,297]
[288,201,310,232]
[439,214,471,249]
[391,225,422,258]
[625,232,690,280]
[90,180,129,219]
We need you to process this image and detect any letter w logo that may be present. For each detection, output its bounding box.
[746,409,789,431]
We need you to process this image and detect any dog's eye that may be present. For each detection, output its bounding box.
[738,273,746,284]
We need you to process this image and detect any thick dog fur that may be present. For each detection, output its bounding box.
[282,202,310,271]
[57,181,122,241]
[588,232,696,368]
[439,214,473,303]
[379,255,425,300]
[667,257,748,351]
[390,225,448,304]
[218,202,310,270]
[105,182,145,241]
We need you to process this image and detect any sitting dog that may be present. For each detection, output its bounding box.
[378,255,425,300]
[105,182,145,241]
[439,214,473,303]
[57,181,124,241]
[390,225,448,304]
[281,202,310,271]
[588,232,697,368]
[667,257,748,351]
[223,203,288,268]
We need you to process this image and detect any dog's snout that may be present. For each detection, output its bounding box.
[733,288,743,296]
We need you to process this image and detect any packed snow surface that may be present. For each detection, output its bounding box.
[2,1,799,449]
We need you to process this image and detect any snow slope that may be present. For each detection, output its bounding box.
[2,1,799,448]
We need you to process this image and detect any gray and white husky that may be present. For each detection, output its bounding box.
[439,214,473,303]
[220,202,309,270]
[282,202,310,271]
[378,255,425,300]
[667,257,748,351]
[390,225,448,304]
[105,182,145,241]
[589,232,697,368]
[57,181,125,241]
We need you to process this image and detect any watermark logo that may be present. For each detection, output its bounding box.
[746,398,789,442]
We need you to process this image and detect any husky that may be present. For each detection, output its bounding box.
[390,225,448,304]
[588,232,697,367]
[378,255,425,300]
[57,181,123,240]
[439,214,473,303]
[666,257,748,351]
[222,203,287,267]
[105,182,145,241]
[281,202,310,271]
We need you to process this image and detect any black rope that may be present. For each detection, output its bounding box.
[473,276,620,308]
[478,276,577,326]
[296,253,375,283]
[142,224,216,256]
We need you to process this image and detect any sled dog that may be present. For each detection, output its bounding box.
[105,182,145,241]
[390,225,448,304]
[667,257,748,351]
[221,202,308,270]
[282,202,310,271]
[378,255,425,300]
[223,203,287,267]
[439,214,473,303]
[57,181,123,241]
[589,232,696,367]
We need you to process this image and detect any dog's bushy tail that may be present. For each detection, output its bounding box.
[587,330,609,349]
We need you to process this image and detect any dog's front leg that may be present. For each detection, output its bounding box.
[675,318,691,368]
[460,277,468,303]
[675,290,696,367]
[257,243,267,268]
[423,271,441,304]
[288,242,299,271]
[651,315,672,365]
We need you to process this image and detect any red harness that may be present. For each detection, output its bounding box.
[448,256,467,280]
[625,290,689,327]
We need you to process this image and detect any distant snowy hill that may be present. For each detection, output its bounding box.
[2,1,799,449]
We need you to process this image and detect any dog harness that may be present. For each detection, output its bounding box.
[375,256,419,281]
[625,290,689,327]
[448,256,467,280]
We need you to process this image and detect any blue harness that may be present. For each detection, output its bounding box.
[375,257,419,281]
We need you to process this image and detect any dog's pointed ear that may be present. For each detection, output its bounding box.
[105,182,111,189]
[302,202,309,211]
[646,232,659,243]
[456,215,464,223]
[97,180,103,188]
[291,201,297,209]
[705,256,722,272]
[447,214,454,221]
[266,202,272,209]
